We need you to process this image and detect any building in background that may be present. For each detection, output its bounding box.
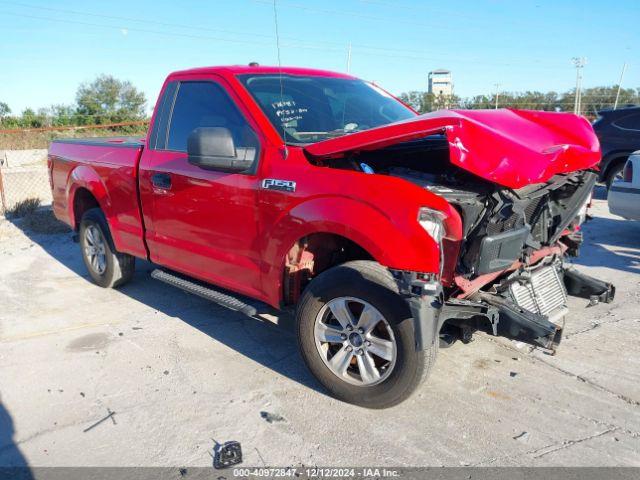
[428,69,453,96]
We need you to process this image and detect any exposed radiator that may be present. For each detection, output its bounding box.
[508,263,568,324]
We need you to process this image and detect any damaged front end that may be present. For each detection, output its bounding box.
[441,170,615,353]
[401,165,616,353]
[306,109,616,354]
[442,258,615,353]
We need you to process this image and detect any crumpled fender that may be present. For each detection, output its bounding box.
[261,195,449,306]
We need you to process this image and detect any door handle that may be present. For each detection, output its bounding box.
[151,172,172,190]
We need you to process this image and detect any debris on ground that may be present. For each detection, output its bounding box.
[513,431,530,442]
[83,408,117,433]
[510,371,518,378]
[260,411,286,423]
[213,440,243,469]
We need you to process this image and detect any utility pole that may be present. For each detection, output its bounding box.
[347,42,352,74]
[614,62,628,110]
[572,57,586,115]
[494,83,501,109]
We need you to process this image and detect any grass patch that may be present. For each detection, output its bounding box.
[6,198,41,218]
[4,199,70,234]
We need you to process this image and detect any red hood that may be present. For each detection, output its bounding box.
[304,109,601,189]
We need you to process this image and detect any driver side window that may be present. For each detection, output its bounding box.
[166,81,259,164]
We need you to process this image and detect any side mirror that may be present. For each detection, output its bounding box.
[187,127,253,172]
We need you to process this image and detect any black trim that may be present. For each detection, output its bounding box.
[149,81,178,150]
[610,185,640,194]
[52,137,144,149]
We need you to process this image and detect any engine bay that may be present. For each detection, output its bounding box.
[311,135,597,279]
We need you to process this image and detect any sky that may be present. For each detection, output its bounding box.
[1,0,639,115]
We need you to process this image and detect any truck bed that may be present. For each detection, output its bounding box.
[49,136,147,258]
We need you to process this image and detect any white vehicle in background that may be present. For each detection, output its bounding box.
[608,152,640,220]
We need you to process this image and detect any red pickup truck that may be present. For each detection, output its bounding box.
[49,65,614,408]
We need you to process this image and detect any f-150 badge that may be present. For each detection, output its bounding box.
[262,179,296,192]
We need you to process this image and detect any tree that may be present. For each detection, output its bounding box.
[398,91,460,113]
[560,86,640,116]
[398,91,427,112]
[75,74,146,124]
[0,102,10,118]
[0,102,10,126]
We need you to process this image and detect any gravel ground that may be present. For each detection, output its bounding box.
[0,189,638,468]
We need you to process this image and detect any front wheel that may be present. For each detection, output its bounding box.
[79,208,135,288]
[296,261,437,409]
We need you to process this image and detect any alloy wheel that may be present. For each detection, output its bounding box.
[84,225,107,275]
[314,296,397,386]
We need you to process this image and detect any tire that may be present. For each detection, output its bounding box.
[606,161,626,189]
[79,208,135,288]
[296,260,437,409]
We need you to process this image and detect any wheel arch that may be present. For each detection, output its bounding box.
[601,151,631,181]
[261,195,441,307]
[67,165,112,230]
[281,232,376,306]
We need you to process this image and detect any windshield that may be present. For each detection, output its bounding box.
[238,74,416,144]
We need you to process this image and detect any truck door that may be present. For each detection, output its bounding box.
[139,78,264,300]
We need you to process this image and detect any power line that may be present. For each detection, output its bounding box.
[0,1,572,69]
[0,0,276,40]
[0,9,569,71]
[0,11,274,47]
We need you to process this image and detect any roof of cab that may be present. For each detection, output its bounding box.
[167,65,357,80]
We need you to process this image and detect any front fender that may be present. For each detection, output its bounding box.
[261,195,443,306]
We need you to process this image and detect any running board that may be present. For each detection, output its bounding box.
[151,269,258,317]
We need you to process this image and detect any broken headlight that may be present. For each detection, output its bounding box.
[418,207,447,243]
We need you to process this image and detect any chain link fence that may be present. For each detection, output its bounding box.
[0,149,51,216]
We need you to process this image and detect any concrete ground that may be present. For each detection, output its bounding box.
[0,189,638,468]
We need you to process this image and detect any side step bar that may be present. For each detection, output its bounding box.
[151,269,258,317]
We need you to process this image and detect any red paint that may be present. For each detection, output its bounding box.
[306,109,601,189]
[49,66,599,308]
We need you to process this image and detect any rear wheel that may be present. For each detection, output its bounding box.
[296,261,437,409]
[79,208,135,288]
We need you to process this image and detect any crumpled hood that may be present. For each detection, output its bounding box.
[304,109,601,189]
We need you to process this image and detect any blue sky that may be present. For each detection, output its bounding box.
[1,0,638,114]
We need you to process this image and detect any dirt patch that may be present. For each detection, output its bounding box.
[66,332,113,352]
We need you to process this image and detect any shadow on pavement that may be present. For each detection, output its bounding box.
[7,213,326,398]
[0,397,33,479]
[577,213,640,274]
